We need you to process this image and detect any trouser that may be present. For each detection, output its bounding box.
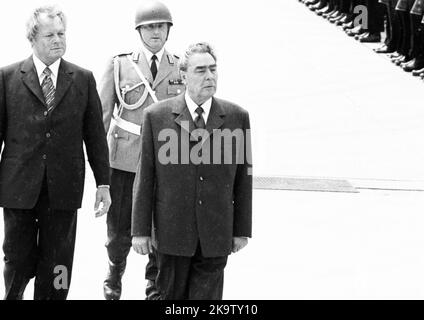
[409,12,424,58]
[339,0,352,13]
[105,168,159,297]
[396,0,415,56]
[155,244,228,300]
[380,0,402,49]
[2,177,77,300]
[367,0,385,33]
[105,168,134,264]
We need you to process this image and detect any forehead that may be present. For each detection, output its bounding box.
[37,14,65,31]
[187,52,216,68]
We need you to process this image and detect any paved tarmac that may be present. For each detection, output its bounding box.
[1,0,424,299]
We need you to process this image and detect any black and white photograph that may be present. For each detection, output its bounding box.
[0,0,424,304]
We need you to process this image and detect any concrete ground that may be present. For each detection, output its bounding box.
[1,0,424,299]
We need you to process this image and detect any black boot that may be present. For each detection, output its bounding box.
[103,260,126,300]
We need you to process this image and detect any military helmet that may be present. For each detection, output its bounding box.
[135,0,173,29]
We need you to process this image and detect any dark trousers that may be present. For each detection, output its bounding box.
[367,0,385,33]
[155,244,228,300]
[2,177,77,300]
[105,168,134,264]
[398,10,413,56]
[382,1,402,49]
[410,13,424,58]
[106,168,158,297]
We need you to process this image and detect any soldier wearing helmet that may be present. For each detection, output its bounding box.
[99,0,184,300]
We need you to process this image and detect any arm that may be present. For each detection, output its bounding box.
[0,69,6,155]
[83,71,111,216]
[232,111,253,251]
[99,57,118,134]
[131,109,155,254]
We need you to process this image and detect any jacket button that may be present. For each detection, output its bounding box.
[198,150,202,157]
[198,200,202,205]
[114,133,118,139]
[46,133,51,138]
[199,176,204,181]
[44,111,48,116]
[42,154,47,160]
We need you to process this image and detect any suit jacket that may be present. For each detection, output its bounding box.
[131,94,252,258]
[100,49,185,173]
[0,56,110,210]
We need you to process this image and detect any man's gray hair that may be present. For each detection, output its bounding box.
[26,5,67,42]
[179,42,217,72]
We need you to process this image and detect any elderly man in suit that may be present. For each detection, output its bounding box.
[99,0,184,300]
[131,42,252,300]
[0,5,111,300]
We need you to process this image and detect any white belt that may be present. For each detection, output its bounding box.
[112,116,141,136]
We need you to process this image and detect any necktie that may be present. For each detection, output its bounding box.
[151,55,158,81]
[41,67,55,111]
[194,106,206,129]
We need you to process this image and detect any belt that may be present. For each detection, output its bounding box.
[112,116,141,136]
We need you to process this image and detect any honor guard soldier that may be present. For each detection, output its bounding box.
[99,0,184,300]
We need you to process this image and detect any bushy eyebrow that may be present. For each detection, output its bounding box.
[194,64,217,71]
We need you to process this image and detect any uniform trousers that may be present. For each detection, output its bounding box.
[106,168,158,297]
[155,244,228,300]
[2,176,77,300]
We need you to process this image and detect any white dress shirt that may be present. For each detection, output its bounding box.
[32,55,61,88]
[185,91,212,125]
[141,45,165,72]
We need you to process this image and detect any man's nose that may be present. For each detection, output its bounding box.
[205,69,215,79]
[52,34,60,43]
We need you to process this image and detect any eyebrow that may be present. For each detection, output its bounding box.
[194,64,217,70]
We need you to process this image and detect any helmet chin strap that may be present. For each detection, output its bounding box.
[138,27,170,54]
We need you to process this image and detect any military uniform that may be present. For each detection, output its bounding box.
[99,48,184,297]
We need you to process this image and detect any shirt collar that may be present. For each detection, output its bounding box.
[141,45,165,65]
[185,91,212,124]
[32,54,61,82]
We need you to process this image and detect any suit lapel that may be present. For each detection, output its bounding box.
[137,51,154,85]
[152,50,173,90]
[173,95,226,143]
[205,98,225,137]
[173,94,196,139]
[21,57,46,107]
[51,59,73,112]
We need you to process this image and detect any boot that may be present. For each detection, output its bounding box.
[103,260,126,300]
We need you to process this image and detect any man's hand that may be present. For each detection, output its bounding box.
[132,236,152,255]
[94,186,111,217]
[232,237,248,253]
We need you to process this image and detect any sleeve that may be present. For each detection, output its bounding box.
[99,57,118,134]
[0,69,6,155]
[83,71,110,187]
[131,109,156,237]
[232,110,253,237]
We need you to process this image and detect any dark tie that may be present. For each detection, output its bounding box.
[194,106,206,129]
[41,67,55,111]
[151,55,158,81]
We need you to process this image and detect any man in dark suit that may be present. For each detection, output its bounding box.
[131,42,252,299]
[0,5,111,300]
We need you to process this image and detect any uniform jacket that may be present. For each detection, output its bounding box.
[0,57,110,210]
[131,94,252,258]
[100,49,185,173]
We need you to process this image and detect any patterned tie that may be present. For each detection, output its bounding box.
[151,55,158,81]
[41,67,55,111]
[194,106,206,129]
